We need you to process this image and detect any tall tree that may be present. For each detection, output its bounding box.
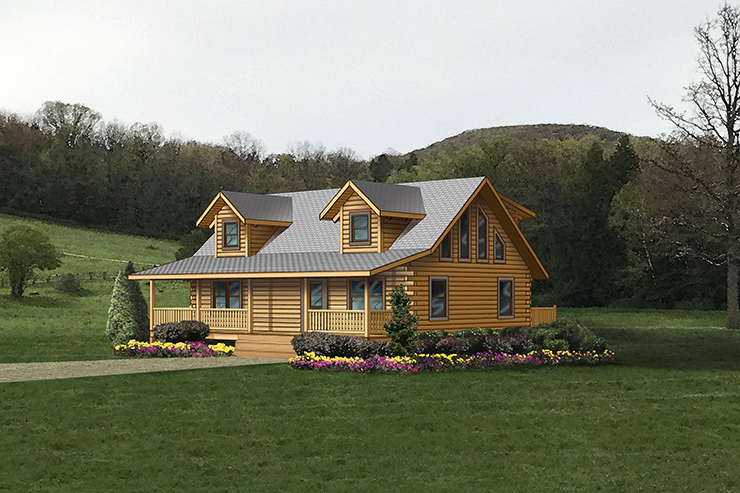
[649,4,740,328]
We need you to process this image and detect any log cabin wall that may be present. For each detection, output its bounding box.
[382,217,412,252]
[341,193,380,253]
[214,204,247,258]
[249,225,281,256]
[407,195,532,331]
[251,278,302,332]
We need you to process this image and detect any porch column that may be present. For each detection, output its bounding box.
[364,277,370,339]
[195,280,201,322]
[248,278,253,334]
[149,279,155,343]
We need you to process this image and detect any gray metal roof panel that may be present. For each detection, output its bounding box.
[135,249,426,276]
[351,180,426,215]
[222,191,293,223]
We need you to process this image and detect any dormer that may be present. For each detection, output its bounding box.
[320,180,426,253]
[196,191,292,258]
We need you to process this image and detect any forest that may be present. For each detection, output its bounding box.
[0,101,724,310]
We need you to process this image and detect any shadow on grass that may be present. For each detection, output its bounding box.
[594,326,740,372]
[0,294,62,309]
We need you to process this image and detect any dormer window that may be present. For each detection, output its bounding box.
[350,213,370,244]
[223,221,239,248]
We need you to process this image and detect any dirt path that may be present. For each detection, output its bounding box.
[0,357,287,383]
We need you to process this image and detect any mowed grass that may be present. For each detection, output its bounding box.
[2,310,740,492]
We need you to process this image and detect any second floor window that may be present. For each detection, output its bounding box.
[223,222,239,248]
[440,232,451,259]
[478,208,488,260]
[494,230,505,262]
[459,209,469,259]
[351,213,370,243]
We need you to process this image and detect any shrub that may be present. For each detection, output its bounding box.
[384,284,419,357]
[154,320,210,343]
[415,327,534,356]
[106,262,149,346]
[57,273,84,294]
[527,318,607,353]
[291,332,392,358]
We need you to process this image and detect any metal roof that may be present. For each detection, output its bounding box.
[133,176,499,278]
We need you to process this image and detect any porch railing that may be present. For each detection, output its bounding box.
[530,305,557,326]
[307,309,393,334]
[151,308,248,329]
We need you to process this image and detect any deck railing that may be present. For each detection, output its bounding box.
[307,309,393,334]
[530,305,557,326]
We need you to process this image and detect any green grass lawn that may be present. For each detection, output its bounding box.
[2,310,740,491]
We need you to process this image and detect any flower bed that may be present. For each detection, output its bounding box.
[289,349,615,374]
[114,340,235,358]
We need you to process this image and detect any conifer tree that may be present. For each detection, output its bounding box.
[384,284,419,357]
[106,262,149,346]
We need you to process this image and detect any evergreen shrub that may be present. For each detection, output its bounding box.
[291,332,392,358]
[106,262,149,346]
[384,284,419,357]
[154,320,210,343]
[526,318,607,353]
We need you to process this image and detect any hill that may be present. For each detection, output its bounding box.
[405,123,630,161]
[0,214,179,277]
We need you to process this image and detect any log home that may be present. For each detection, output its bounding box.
[130,177,555,357]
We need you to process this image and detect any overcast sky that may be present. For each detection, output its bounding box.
[1,1,720,158]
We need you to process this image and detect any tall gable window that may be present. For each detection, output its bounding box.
[213,281,240,309]
[430,276,448,320]
[498,278,513,318]
[440,232,451,260]
[223,221,239,248]
[459,209,470,260]
[350,213,370,244]
[494,230,505,263]
[477,208,488,261]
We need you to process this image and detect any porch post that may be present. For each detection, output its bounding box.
[248,278,253,334]
[364,277,370,339]
[195,280,201,322]
[149,279,155,343]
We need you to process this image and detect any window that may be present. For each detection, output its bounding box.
[213,281,240,308]
[498,278,513,318]
[349,279,384,310]
[440,232,451,260]
[309,281,324,310]
[477,207,488,261]
[350,213,370,244]
[430,277,448,320]
[223,221,239,249]
[459,209,469,260]
[494,230,505,263]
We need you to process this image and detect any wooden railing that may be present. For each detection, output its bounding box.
[308,310,393,334]
[151,308,248,329]
[152,308,196,326]
[530,305,557,326]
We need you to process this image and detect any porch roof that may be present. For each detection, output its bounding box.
[130,249,427,279]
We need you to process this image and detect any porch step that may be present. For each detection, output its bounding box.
[233,333,297,359]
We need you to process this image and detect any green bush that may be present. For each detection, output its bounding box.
[56,274,84,294]
[527,318,607,353]
[415,327,533,355]
[290,332,391,358]
[154,320,210,343]
[105,262,150,346]
[384,284,419,357]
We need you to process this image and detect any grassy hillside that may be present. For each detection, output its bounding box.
[0,213,179,276]
[0,214,189,362]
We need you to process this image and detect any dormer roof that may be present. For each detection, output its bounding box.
[320,180,426,221]
[196,190,293,228]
